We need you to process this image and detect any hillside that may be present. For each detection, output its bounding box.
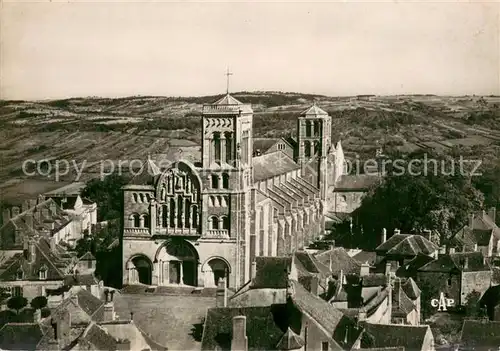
[0,91,499,205]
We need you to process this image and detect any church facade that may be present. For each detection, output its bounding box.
[121,94,345,289]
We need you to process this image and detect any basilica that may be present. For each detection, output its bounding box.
[121,94,345,289]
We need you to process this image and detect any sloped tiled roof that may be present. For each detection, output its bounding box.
[64,273,100,287]
[0,237,74,281]
[352,251,377,266]
[419,251,489,273]
[460,320,500,348]
[52,287,105,324]
[0,323,45,351]
[252,257,292,289]
[392,286,415,316]
[253,138,280,154]
[291,281,346,340]
[361,274,388,288]
[315,247,361,276]
[300,104,329,117]
[77,323,119,350]
[213,94,244,105]
[376,234,438,256]
[359,323,430,350]
[253,152,300,182]
[294,251,330,277]
[201,306,286,350]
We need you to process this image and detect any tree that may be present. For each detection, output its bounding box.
[356,151,484,248]
[7,296,27,314]
[30,296,47,310]
[464,290,487,318]
[81,174,130,221]
[418,278,441,321]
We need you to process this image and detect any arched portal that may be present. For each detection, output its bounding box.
[127,255,153,285]
[202,257,231,288]
[156,239,199,286]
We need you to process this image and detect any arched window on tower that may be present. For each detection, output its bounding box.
[221,216,230,230]
[142,214,150,228]
[169,198,176,228]
[305,121,312,137]
[314,121,321,136]
[210,216,219,230]
[225,132,233,165]
[211,174,219,189]
[132,214,140,228]
[304,141,311,158]
[213,132,221,164]
[132,193,138,203]
[222,173,229,189]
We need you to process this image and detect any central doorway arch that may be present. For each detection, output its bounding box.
[156,239,199,286]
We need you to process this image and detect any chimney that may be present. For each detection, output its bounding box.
[474,244,478,252]
[423,229,432,242]
[11,206,20,218]
[70,292,78,306]
[469,213,474,228]
[360,263,370,277]
[381,228,387,244]
[2,208,10,225]
[104,299,116,321]
[394,228,401,235]
[463,257,469,270]
[54,309,71,348]
[488,207,497,223]
[216,278,227,308]
[339,269,345,285]
[251,261,257,280]
[231,316,248,351]
[50,237,56,251]
[439,246,446,255]
[449,247,456,254]
[394,278,402,302]
[385,262,391,276]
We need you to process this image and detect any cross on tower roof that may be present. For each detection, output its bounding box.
[225,68,233,94]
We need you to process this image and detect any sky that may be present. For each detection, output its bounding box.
[0,1,499,100]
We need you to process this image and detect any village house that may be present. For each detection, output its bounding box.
[0,196,92,251]
[416,250,492,306]
[0,286,167,350]
[448,208,499,257]
[0,234,102,303]
[373,229,439,276]
[228,254,331,308]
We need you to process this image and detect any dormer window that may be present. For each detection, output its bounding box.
[39,266,47,280]
[16,269,24,280]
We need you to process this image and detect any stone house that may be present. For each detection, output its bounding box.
[417,251,492,306]
[448,208,499,257]
[374,229,439,275]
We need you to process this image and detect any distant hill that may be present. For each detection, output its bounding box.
[0,91,499,204]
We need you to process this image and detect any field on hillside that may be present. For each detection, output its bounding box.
[0,92,499,205]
